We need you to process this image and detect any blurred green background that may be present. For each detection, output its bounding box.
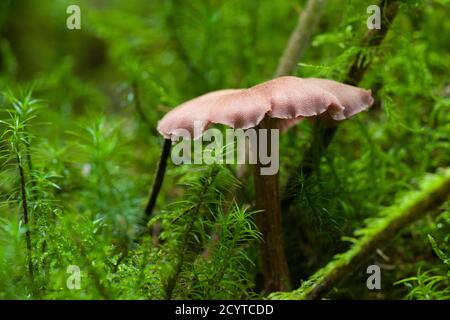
[0,0,449,299]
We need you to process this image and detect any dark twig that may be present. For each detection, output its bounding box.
[144,138,172,217]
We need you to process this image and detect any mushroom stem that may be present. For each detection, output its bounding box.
[145,138,172,217]
[253,117,290,292]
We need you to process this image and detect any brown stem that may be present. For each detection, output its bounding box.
[239,1,328,291]
[25,138,36,201]
[145,138,172,217]
[253,117,290,292]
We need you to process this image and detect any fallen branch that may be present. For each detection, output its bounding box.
[270,167,450,300]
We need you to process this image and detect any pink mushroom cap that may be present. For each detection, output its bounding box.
[157,76,374,139]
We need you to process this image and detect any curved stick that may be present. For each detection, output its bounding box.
[145,138,172,217]
[253,117,290,292]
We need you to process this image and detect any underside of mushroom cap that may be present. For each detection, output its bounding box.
[157,76,374,139]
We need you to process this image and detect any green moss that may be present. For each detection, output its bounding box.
[271,168,450,300]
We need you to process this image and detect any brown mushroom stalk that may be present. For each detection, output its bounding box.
[253,117,290,292]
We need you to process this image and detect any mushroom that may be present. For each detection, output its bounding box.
[157,77,373,139]
[147,76,374,291]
